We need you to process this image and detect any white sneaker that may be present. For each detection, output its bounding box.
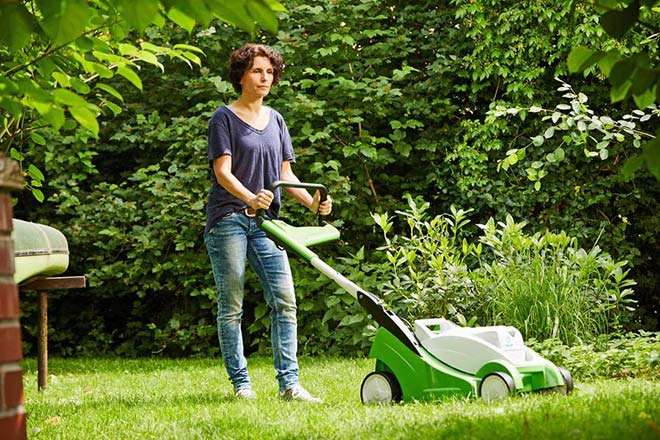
[235,387,257,400]
[279,385,322,403]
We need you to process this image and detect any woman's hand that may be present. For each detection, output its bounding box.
[249,189,274,210]
[311,190,332,216]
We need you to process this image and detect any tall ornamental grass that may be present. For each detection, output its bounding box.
[475,215,636,344]
[370,197,636,344]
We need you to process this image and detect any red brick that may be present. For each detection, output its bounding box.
[0,285,19,319]
[0,238,14,276]
[0,327,22,363]
[0,410,26,440]
[2,367,24,408]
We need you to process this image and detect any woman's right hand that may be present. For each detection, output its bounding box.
[249,189,274,210]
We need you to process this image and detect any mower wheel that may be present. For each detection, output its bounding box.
[558,367,574,395]
[360,371,402,404]
[479,372,514,402]
[543,366,575,395]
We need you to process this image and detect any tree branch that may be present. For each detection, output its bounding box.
[3,19,120,78]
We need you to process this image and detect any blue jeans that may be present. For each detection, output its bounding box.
[205,212,299,392]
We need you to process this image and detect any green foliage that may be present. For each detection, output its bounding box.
[568,0,660,108]
[475,214,637,344]
[363,200,637,345]
[291,249,374,356]
[14,0,660,357]
[566,0,660,178]
[489,79,660,187]
[371,195,480,326]
[0,0,283,200]
[0,0,284,51]
[530,331,660,379]
[63,107,217,357]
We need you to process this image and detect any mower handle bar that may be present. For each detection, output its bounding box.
[257,181,329,224]
[269,180,327,201]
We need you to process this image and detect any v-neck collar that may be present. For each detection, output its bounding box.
[226,105,272,132]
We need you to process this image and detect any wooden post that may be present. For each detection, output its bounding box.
[0,153,25,440]
[37,291,48,390]
[21,276,86,390]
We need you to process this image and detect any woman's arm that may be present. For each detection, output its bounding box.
[280,161,332,215]
[213,154,273,210]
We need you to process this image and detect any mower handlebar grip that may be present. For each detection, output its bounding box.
[257,181,329,224]
[268,180,327,203]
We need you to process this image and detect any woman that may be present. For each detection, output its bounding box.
[204,43,331,402]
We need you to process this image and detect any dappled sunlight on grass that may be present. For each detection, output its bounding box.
[23,357,660,439]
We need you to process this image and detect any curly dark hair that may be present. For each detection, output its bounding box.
[229,44,284,93]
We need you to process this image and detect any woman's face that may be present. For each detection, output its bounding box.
[240,56,274,98]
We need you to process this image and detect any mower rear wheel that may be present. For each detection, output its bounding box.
[360,371,402,404]
[558,367,574,394]
[543,366,574,395]
[480,372,514,402]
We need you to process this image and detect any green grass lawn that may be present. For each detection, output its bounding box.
[22,356,660,440]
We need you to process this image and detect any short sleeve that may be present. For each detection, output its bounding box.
[276,112,295,163]
[208,110,232,161]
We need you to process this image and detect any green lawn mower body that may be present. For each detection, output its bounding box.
[259,182,573,404]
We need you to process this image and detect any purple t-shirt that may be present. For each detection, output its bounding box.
[205,106,295,236]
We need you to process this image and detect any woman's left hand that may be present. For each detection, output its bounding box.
[311,190,332,216]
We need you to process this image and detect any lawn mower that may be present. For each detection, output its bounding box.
[258,181,574,404]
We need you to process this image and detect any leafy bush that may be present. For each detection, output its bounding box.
[371,194,480,326]
[290,249,375,357]
[13,0,660,357]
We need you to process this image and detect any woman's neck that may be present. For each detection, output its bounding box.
[229,96,270,129]
[231,95,263,114]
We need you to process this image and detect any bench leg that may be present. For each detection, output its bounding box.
[37,291,48,390]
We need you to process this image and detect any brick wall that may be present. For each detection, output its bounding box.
[0,156,26,440]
